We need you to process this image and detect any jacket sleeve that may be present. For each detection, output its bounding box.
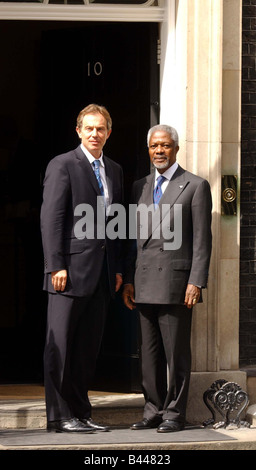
[188,179,212,288]
[40,157,70,273]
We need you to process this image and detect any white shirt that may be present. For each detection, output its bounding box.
[80,144,110,210]
[154,161,179,193]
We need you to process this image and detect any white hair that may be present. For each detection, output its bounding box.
[147,125,179,147]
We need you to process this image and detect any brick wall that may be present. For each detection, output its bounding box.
[240,0,256,365]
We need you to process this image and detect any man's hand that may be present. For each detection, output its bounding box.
[123,284,136,310]
[115,273,123,292]
[51,270,67,292]
[184,284,201,309]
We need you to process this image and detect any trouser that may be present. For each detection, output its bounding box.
[44,268,110,422]
[138,303,192,424]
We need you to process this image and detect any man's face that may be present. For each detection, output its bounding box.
[148,131,179,173]
[76,113,111,158]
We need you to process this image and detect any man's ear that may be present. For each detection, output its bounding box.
[76,126,82,139]
[107,129,112,140]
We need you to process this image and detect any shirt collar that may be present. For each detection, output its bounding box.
[80,143,104,167]
[154,161,178,181]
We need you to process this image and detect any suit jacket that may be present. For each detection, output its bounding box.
[40,145,123,297]
[125,165,212,305]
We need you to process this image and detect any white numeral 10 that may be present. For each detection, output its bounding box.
[88,62,103,77]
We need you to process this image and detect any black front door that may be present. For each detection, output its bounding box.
[39,22,159,201]
[0,20,159,390]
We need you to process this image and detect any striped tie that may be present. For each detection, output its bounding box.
[93,160,104,196]
[153,175,166,208]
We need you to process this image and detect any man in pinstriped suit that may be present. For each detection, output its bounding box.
[123,124,212,433]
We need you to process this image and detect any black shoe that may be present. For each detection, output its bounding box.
[80,418,110,432]
[157,420,184,433]
[47,417,95,433]
[130,416,162,430]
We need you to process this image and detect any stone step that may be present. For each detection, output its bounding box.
[0,392,145,430]
[1,386,256,450]
[0,369,253,429]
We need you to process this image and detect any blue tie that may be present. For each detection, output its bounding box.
[93,160,104,196]
[153,175,166,208]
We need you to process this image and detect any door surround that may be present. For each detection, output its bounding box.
[0,2,165,22]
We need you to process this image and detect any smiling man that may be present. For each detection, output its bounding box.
[41,104,123,433]
[123,124,212,433]
[76,110,112,159]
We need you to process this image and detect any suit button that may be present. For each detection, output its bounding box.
[158,267,162,271]
[160,248,163,252]
[101,244,105,249]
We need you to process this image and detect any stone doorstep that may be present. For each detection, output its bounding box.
[0,400,45,429]
[0,399,255,431]
[0,407,144,430]
[0,395,145,429]
[1,402,255,434]
[0,370,255,430]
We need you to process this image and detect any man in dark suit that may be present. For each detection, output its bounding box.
[123,124,212,433]
[41,104,123,433]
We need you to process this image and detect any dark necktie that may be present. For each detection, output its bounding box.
[153,175,166,208]
[93,160,104,196]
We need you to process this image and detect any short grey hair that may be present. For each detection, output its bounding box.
[147,125,179,147]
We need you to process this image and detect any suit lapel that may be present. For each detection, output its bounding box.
[139,166,189,241]
[158,166,189,212]
[137,174,154,238]
[138,173,154,206]
[74,146,102,196]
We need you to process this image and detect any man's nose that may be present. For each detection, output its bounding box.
[92,127,98,136]
[156,145,164,153]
